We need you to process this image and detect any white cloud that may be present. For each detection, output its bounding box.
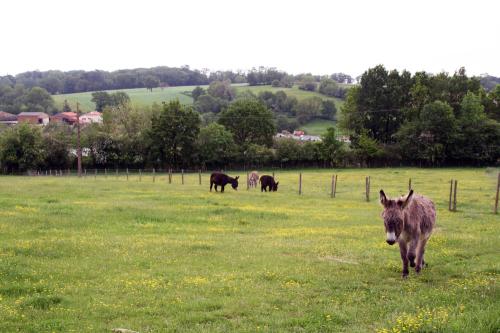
[1,0,499,76]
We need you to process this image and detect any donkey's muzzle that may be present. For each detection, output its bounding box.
[386,240,396,245]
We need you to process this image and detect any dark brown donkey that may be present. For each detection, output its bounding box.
[379,189,436,278]
[210,172,239,192]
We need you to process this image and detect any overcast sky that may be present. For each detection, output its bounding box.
[1,0,499,77]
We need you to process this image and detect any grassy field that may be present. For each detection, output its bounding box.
[299,119,336,135]
[235,85,344,108]
[0,168,498,332]
[52,86,203,112]
[52,85,343,113]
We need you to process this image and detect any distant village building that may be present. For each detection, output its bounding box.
[275,130,350,144]
[293,130,305,136]
[0,111,18,125]
[50,112,78,125]
[299,135,322,142]
[275,130,321,142]
[80,111,103,124]
[17,112,49,125]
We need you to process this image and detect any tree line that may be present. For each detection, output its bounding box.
[340,66,500,166]
[0,65,499,172]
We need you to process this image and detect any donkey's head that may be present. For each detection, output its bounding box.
[231,176,239,190]
[379,189,414,245]
[272,181,279,192]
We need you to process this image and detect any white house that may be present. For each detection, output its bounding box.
[80,111,103,124]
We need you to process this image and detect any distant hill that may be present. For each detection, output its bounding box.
[480,75,500,91]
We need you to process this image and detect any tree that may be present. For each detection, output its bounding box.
[294,97,322,124]
[397,101,458,165]
[197,123,236,167]
[91,91,130,111]
[148,100,200,167]
[62,99,72,112]
[191,86,205,102]
[321,100,337,120]
[319,78,346,98]
[24,87,57,114]
[320,127,345,166]
[42,124,72,169]
[298,75,317,91]
[91,92,112,112]
[274,138,302,165]
[207,80,235,100]
[0,124,44,172]
[244,144,274,166]
[219,99,275,147]
[195,94,228,114]
[143,75,160,92]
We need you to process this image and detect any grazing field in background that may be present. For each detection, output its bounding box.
[52,84,344,112]
[299,119,337,135]
[52,86,204,112]
[0,168,498,332]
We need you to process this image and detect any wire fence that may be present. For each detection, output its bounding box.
[19,168,500,216]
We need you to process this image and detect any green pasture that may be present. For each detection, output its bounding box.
[52,86,202,112]
[234,85,344,108]
[0,168,498,332]
[52,84,343,113]
[299,119,337,135]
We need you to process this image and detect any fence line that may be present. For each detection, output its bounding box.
[17,169,500,215]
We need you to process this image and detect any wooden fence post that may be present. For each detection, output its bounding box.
[409,178,412,191]
[126,168,129,181]
[299,173,302,195]
[334,175,337,198]
[181,169,184,185]
[94,169,97,180]
[199,170,202,185]
[105,168,107,178]
[453,180,458,211]
[331,175,335,198]
[449,180,453,211]
[272,171,275,178]
[139,169,142,182]
[169,169,172,184]
[115,168,118,179]
[84,169,87,178]
[246,172,249,190]
[365,176,371,202]
[494,173,500,214]
[153,168,156,182]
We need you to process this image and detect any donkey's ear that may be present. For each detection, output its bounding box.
[380,190,388,206]
[399,189,414,209]
[235,176,239,180]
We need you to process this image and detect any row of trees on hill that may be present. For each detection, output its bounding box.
[0,66,357,96]
[340,66,500,166]
[0,66,211,94]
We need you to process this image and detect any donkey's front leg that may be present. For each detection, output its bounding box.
[398,241,409,278]
[415,238,428,274]
[408,238,418,268]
